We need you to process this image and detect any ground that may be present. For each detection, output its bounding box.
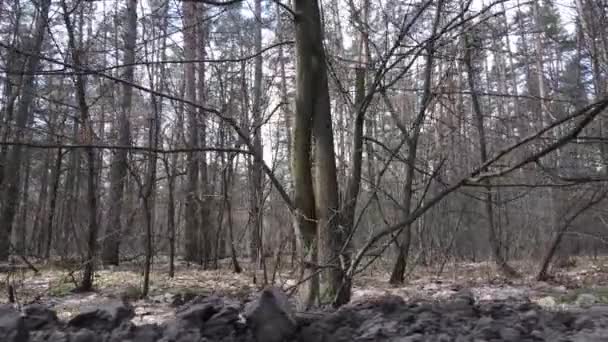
[2,256,608,325]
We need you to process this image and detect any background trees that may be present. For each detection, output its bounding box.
[1,0,608,306]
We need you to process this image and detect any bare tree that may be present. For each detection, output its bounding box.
[463,25,519,278]
[102,0,137,266]
[0,0,51,261]
[183,0,201,263]
[61,0,99,291]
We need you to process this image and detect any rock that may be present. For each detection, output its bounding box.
[530,329,544,339]
[359,318,399,339]
[499,327,521,341]
[243,286,296,342]
[159,325,202,342]
[521,309,539,325]
[131,324,162,342]
[70,328,100,342]
[445,290,476,314]
[203,304,241,336]
[537,296,557,309]
[23,304,58,330]
[8,289,608,341]
[574,316,595,331]
[177,303,219,326]
[436,333,452,342]
[570,328,608,342]
[0,304,28,342]
[455,289,476,305]
[68,300,134,331]
[395,333,424,341]
[30,330,69,342]
[169,291,200,307]
[473,316,499,340]
[170,293,185,307]
[575,293,598,308]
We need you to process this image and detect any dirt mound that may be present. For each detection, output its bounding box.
[1,289,607,341]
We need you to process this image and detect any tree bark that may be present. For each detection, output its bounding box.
[292,0,345,306]
[184,0,200,263]
[292,0,320,309]
[45,147,62,260]
[249,0,265,276]
[102,0,136,266]
[0,0,51,261]
[197,3,210,267]
[61,0,99,291]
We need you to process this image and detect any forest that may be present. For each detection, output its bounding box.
[1,0,608,322]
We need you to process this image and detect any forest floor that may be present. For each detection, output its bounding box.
[2,256,608,325]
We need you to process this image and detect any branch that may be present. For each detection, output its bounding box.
[0,141,253,155]
[0,41,296,213]
[347,97,608,277]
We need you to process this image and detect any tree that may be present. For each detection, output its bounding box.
[389,0,444,284]
[61,0,99,291]
[0,0,51,261]
[184,0,201,263]
[102,0,136,266]
[249,0,265,278]
[291,0,345,307]
[463,24,519,277]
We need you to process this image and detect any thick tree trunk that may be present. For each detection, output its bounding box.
[183,0,200,263]
[292,0,319,309]
[276,3,297,267]
[293,0,345,306]
[0,0,51,261]
[197,4,210,267]
[102,0,136,266]
[0,21,25,189]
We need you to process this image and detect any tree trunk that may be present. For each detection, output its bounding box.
[276,2,297,267]
[18,146,32,254]
[389,0,444,284]
[184,0,200,263]
[225,155,242,274]
[464,31,519,278]
[45,147,62,260]
[166,155,177,278]
[292,0,319,309]
[32,143,50,256]
[0,0,51,261]
[249,0,265,278]
[61,0,99,291]
[338,67,365,301]
[0,19,25,189]
[197,3,210,267]
[102,0,136,266]
[60,117,81,259]
[293,0,345,306]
